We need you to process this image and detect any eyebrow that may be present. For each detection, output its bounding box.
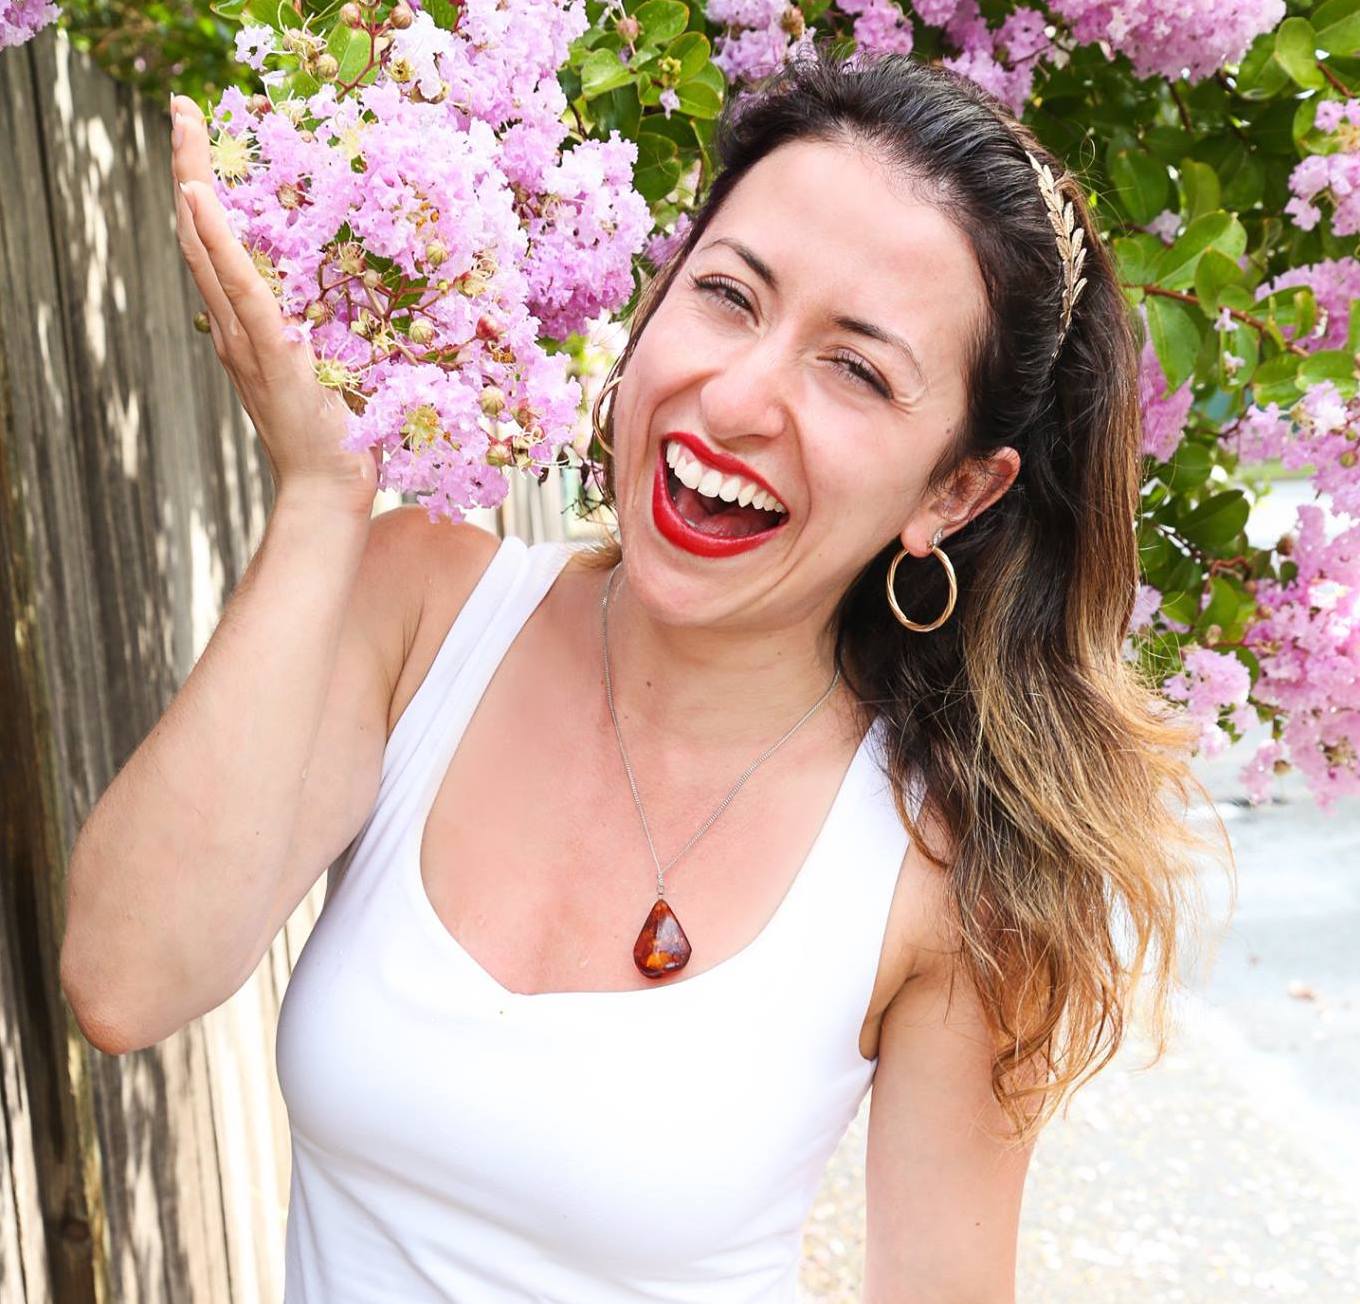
[698,236,928,389]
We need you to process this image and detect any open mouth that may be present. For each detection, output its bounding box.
[659,442,789,541]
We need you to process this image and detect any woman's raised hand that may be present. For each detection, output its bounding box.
[170,95,379,516]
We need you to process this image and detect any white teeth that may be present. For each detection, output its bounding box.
[696,468,724,497]
[674,453,704,491]
[665,441,787,515]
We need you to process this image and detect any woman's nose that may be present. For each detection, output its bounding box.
[697,333,793,444]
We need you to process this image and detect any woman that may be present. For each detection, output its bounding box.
[63,40,1227,1304]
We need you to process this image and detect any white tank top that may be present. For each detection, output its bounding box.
[275,533,919,1303]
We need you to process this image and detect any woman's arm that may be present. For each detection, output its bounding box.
[862,869,1036,1304]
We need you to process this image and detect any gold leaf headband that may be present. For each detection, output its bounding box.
[1025,151,1088,363]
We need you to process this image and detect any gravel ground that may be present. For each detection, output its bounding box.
[797,742,1360,1303]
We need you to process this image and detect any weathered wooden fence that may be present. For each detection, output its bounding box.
[0,28,595,1303]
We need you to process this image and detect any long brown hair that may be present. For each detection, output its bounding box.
[576,40,1233,1146]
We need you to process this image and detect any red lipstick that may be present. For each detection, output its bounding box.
[651,436,789,559]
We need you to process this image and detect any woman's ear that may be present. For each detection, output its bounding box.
[939,447,1020,527]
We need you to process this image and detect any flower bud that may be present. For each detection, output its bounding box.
[193,310,212,334]
[512,401,535,429]
[390,2,415,28]
[1341,449,1358,469]
[340,2,364,27]
[316,53,340,81]
[1203,623,1222,646]
[362,267,382,289]
[615,14,640,41]
[304,299,329,324]
[1272,758,1291,775]
[337,241,366,275]
[409,318,436,345]
[456,272,488,297]
[249,93,272,116]
[475,313,504,341]
[486,442,514,467]
[1276,533,1294,556]
[424,239,448,268]
[479,384,507,416]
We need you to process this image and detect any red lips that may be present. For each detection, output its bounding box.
[651,437,789,558]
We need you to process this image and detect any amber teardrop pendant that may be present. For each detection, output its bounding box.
[632,897,692,979]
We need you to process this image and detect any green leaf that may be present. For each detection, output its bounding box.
[1154,211,1245,290]
[676,78,721,118]
[1163,441,1214,493]
[581,47,633,97]
[633,129,681,201]
[1314,0,1360,56]
[665,30,710,81]
[424,0,461,29]
[1179,159,1221,224]
[1195,247,1246,319]
[1146,296,1202,390]
[243,0,300,30]
[1196,574,1254,644]
[1249,353,1304,406]
[1275,17,1326,89]
[635,0,689,47]
[1107,144,1172,225]
[1298,348,1359,397]
[1113,233,1168,286]
[1235,30,1292,98]
[326,23,372,86]
[1180,490,1250,550]
[1347,297,1360,355]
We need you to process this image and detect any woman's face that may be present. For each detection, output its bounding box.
[612,136,1002,628]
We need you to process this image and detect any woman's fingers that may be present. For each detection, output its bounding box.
[177,178,291,360]
[171,96,243,344]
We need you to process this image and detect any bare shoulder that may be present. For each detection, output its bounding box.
[372,505,503,737]
[888,795,964,998]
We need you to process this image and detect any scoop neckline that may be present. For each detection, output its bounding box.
[400,539,881,1003]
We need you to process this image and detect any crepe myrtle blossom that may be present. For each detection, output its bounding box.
[1162,646,1254,759]
[205,0,650,521]
[1241,506,1360,806]
[1,0,58,49]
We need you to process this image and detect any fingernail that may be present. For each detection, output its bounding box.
[172,113,184,149]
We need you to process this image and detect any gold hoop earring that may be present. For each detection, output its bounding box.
[886,530,957,632]
[590,372,623,458]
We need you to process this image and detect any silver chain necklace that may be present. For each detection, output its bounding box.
[600,559,842,978]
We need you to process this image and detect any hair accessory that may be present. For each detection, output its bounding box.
[1025,151,1088,363]
[886,526,957,632]
[601,562,843,979]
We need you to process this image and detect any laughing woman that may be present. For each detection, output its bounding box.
[63,39,1230,1304]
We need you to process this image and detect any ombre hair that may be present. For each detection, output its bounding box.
[575,39,1233,1146]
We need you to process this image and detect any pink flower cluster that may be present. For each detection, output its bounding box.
[208,1,650,521]
[1241,506,1360,806]
[0,0,58,49]
[1229,386,1360,520]
[1162,646,1254,759]
[1137,308,1194,461]
[1287,100,1360,234]
[1047,0,1285,81]
[709,0,1282,112]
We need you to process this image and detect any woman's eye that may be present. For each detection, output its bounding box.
[689,272,750,316]
[688,272,890,398]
